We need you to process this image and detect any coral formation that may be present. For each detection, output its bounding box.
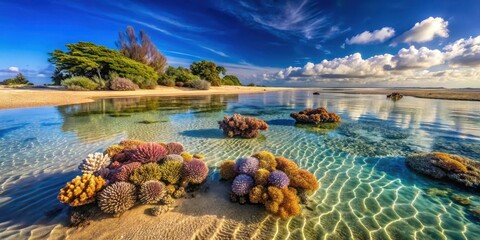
[254,168,270,186]
[387,92,403,101]
[182,159,209,184]
[290,107,341,124]
[219,160,236,180]
[97,182,137,215]
[193,154,205,159]
[406,152,480,190]
[159,160,183,184]
[129,163,163,185]
[425,188,449,197]
[78,152,111,175]
[139,180,166,204]
[234,157,259,176]
[58,139,208,220]
[166,142,184,155]
[111,162,142,182]
[252,151,276,171]
[268,170,290,188]
[181,152,193,161]
[149,205,172,216]
[450,194,471,206]
[218,113,268,138]
[232,174,255,196]
[58,174,106,206]
[220,151,319,218]
[164,154,183,162]
[131,143,168,163]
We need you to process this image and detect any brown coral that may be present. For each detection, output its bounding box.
[254,168,270,186]
[265,186,301,219]
[290,107,341,124]
[103,144,124,158]
[218,113,268,138]
[289,169,319,191]
[119,139,145,149]
[220,160,236,180]
[58,174,106,206]
[249,185,268,204]
[252,151,277,171]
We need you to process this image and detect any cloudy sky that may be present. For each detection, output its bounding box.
[1,0,480,87]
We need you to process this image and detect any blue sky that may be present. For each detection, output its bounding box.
[1,0,479,87]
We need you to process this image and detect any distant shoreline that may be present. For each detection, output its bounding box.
[0,86,479,110]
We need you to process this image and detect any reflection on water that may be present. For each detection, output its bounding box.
[0,91,479,239]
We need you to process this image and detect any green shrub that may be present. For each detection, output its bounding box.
[61,76,98,91]
[222,75,242,86]
[92,75,107,90]
[2,73,31,85]
[191,79,210,90]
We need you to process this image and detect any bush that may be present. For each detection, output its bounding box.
[92,75,107,90]
[110,78,139,91]
[2,73,31,85]
[61,76,98,91]
[175,82,184,87]
[190,79,210,90]
[222,75,242,86]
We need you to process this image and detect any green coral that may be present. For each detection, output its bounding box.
[129,163,162,185]
[159,160,184,184]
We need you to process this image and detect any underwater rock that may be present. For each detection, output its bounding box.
[149,205,172,216]
[68,204,99,227]
[313,92,320,95]
[160,195,176,206]
[425,188,449,197]
[468,207,480,219]
[290,107,341,124]
[218,113,268,138]
[450,194,471,206]
[406,152,480,191]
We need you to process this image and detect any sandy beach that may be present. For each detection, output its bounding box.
[0,86,292,109]
[0,86,479,110]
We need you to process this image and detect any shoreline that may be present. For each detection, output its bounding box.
[1,86,479,110]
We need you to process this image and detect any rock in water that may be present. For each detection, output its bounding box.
[406,152,480,191]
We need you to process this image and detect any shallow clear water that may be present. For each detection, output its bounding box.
[0,91,479,239]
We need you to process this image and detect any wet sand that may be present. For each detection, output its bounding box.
[315,88,480,101]
[0,86,292,109]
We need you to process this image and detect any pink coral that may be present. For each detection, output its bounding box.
[166,142,185,155]
[182,159,209,184]
[218,114,268,138]
[111,162,142,182]
[131,143,168,164]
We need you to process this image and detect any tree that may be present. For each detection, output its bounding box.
[190,60,224,86]
[117,26,167,75]
[222,75,242,86]
[48,42,158,88]
[158,66,199,86]
[1,73,31,85]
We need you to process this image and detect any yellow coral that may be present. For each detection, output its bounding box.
[58,174,106,206]
[193,154,205,159]
[181,152,193,161]
[431,152,468,173]
[219,160,236,180]
[254,168,270,186]
[159,160,183,184]
[129,163,162,185]
[252,151,276,171]
[166,184,176,195]
[249,185,268,204]
[103,144,124,157]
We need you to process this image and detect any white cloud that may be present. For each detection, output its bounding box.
[346,27,395,44]
[262,35,480,87]
[200,46,229,57]
[392,17,448,45]
[8,66,19,72]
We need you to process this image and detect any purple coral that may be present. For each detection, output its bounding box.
[131,143,168,164]
[139,180,166,204]
[182,159,209,184]
[268,170,290,188]
[111,162,142,182]
[166,142,185,155]
[232,174,255,196]
[234,157,259,176]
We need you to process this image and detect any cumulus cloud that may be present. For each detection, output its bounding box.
[8,66,19,72]
[346,27,395,44]
[263,35,480,86]
[391,17,448,45]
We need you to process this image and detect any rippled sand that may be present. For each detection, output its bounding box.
[0,91,479,239]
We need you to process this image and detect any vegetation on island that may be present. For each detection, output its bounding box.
[47,26,242,91]
[58,139,209,224]
[1,73,32,86]
[220,151,319,219]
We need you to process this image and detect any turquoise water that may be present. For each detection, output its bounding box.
[0,91,479,239]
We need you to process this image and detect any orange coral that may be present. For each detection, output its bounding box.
[220,160,236,180]
[181,152,193,161]
[275,156,299,173]
[430,152,468,173]
[252,151,277,171]
[249,185,268,204]
[254,168,270,186]
[265,186,301,219]
[58,174,106,206]
[165,184,176,195]
[289,169,319,191]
